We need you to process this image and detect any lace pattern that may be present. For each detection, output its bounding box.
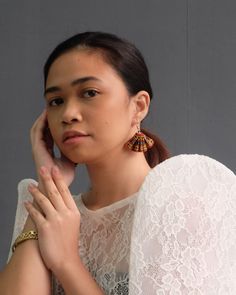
[129,154,236,294]
[51,193,137,294]
[7,178,137,295]
[74,193,137,294]
[7,154,236,294]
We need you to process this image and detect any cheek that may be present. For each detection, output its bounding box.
[97,116,130,143]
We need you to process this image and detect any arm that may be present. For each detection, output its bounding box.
[0,186,51,295]
[0,218,104,295]
[25,165,104,295]
[0,109,76,294]
[53,257,104,295]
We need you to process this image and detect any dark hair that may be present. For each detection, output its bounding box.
[44,31,171,167]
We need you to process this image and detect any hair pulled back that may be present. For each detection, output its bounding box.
[44,31,171,167]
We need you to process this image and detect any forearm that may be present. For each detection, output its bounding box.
[0,216,51,295]
[54,257,104,295]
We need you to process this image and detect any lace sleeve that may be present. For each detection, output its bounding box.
[129,154,236,294]
[7,178,38,263]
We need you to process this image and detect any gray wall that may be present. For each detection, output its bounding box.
[0,0,235,269]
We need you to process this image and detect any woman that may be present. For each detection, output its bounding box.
[1,32,235,294]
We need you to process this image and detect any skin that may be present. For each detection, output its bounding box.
[23,48,152,292]
[44,48,152,207]
[45,48,135,165]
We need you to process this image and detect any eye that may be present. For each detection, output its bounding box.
[48,97,64,107]
[82,89,99,98]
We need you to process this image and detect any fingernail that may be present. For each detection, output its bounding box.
[28,183,36,191]
[24,201,31,207]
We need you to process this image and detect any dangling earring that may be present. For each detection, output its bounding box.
[125,124,154,152]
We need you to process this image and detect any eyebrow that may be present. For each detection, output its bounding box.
[44,76,102,97]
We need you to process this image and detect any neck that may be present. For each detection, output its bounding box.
[83,150,152,210]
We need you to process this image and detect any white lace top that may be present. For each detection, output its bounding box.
[7,154,236,294]
[53,191,138,294]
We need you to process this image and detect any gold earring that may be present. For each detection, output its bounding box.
[125,125,154,152]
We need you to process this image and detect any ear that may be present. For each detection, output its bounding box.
[131,90,150,125]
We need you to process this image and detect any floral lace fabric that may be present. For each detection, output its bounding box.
[7,154,236,294]
[129,154,236,294]
[52,191,137,295]
[7,175,138,295]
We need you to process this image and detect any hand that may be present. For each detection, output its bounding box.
[30,110,76,187]
[24,165,81,273]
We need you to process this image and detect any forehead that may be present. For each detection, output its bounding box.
[46,49,121,87]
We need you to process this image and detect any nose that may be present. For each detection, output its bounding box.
[61,100,83,125]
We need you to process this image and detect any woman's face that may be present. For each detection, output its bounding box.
[45,49,137,164]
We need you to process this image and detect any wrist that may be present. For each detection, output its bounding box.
[52,256,104,295]
[23,217,37,231]
[52,254,82,278]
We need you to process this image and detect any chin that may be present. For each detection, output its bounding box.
[64,151,93,165]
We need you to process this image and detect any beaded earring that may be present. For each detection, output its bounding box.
[125,125,154,152]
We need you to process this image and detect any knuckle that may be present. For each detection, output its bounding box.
[70,210,80,220]
[53,214,63,225]
[39,221,50,232]
[48,189,58,199]
[60,186,69,195]
[65,210,72,217]
[55,172,63,179]
[38,197,47,205]
[63,209,77,221]
[43,174,51,181]
[31,209,39,218]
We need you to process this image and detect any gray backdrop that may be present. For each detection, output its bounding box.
[0,0,235,270]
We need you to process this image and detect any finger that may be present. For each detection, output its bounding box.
[31,110,48,137]
[31,110,47,134]
[39,166,67,211]
[28,184,57,218]
[31,111,55,159]
[30,110,48,146]
[24,201,46,227]
[42,125,54,155]
[51,165,78,210]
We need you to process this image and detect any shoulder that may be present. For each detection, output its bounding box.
[138,153,235,211]
[152,153,235,178]
[16,178,38,202]
[146,153,235,192]
[16,179,84,208]
[130,154,236,293]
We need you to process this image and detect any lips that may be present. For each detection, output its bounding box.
[62,130,89,143]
